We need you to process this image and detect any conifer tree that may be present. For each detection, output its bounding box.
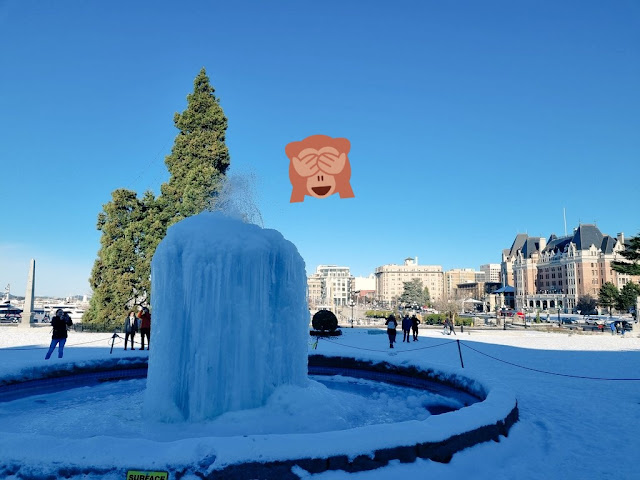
[86,68,231,330]
[598,282,619,316]
[85,189,148,329]
[617,282,640,312]
[612,234,640,276]
[400,279,427,306]
[160,67,230,225]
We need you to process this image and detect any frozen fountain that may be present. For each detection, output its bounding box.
[0,178,518,479]
[145,211,309,421]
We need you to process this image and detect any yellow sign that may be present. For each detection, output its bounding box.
[126,471,169,480]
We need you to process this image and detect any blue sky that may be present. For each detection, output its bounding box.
[1,0,639,298]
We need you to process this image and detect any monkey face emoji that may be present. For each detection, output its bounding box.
[285,135,354,203]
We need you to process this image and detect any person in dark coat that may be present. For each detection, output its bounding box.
[45,309,73,359]
[137,306,151,350]
[385,314,398,349]
[411,315,421,341]
[402,315,412,342]
[123,311,138,351]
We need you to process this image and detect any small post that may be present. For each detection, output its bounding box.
[456,339,465,368]
[110,330,118,354]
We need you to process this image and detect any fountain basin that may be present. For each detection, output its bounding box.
[0,354,518,479]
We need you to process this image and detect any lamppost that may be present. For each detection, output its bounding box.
[349,300,355,328]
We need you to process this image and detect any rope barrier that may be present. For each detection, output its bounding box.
[0,336,127,351]
[320,336,457,354]
[459,341,640,381]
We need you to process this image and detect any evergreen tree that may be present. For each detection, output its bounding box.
[576,294,597,315]
[598,282,619,316]
[423,286,431,306]
[86,69,231,330]
[612,234,640,275]
[86,189,148,329]
[617,282,640,312]
[400,278,426,306]
[160,67,231,225]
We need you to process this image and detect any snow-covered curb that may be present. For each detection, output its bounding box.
[0,353,518,479]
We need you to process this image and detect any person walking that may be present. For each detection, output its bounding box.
[449,316,457,336]
[137,306,151,350]
[411,315,421,341]
[123,311,138,351]
[610,321,616,335]
[385,314,398,349]
[402,315,412,342]
[45,309,73,360]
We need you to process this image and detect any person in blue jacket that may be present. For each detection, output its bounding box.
[402,315,412,342]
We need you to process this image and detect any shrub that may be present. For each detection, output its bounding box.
[365,310,393,319]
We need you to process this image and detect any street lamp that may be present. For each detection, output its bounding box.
[349,300,355,328]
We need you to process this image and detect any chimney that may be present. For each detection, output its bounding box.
[617,232,625,246]
[415,256,419,265]
[539,237,547,251]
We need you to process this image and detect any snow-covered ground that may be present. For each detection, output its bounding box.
[0,325,639,479]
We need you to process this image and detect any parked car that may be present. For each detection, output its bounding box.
[561,317,578,324]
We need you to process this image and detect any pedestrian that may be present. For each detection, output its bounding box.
[123,311,138,351]
[411,315,420,341]
[402,315,412,342]
[443,318,449,335]
[609,321,616,335]
[137,306,151,350]
[45,309,73,360]
[450,317,457,336]
[385,314,397,349]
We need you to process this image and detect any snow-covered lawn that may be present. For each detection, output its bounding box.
[0,325,638,479]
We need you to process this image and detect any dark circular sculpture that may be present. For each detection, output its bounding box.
[312,309,338,332]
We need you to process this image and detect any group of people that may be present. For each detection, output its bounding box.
[443,318,456,336]
[609,320,626,336]
[44,305,152,359]
[123,306,152,350]
[385,314,420,348]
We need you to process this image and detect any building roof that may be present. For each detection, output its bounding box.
[508,234,528,257]
[601,235,617,254]
[493,285,515,294]
[543,234,572,254]
[572,224,604,251]
[541,225,618,255]
[521,237,543,258]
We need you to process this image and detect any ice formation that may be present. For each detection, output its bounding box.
[144,212,309,422]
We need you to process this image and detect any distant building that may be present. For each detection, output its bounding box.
[307,265,353,309]
[374,257,444,305]
[480,263,501,283]
[353,275,375,292]
[444,268,484,300]
[502,225,640,312]
[353,275,376,305]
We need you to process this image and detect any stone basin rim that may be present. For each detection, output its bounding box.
[0,354,519,479]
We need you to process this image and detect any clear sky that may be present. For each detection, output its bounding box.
[1,0,638,298]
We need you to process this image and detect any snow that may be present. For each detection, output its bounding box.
[1,325,638,479]
[146,212,309,421]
